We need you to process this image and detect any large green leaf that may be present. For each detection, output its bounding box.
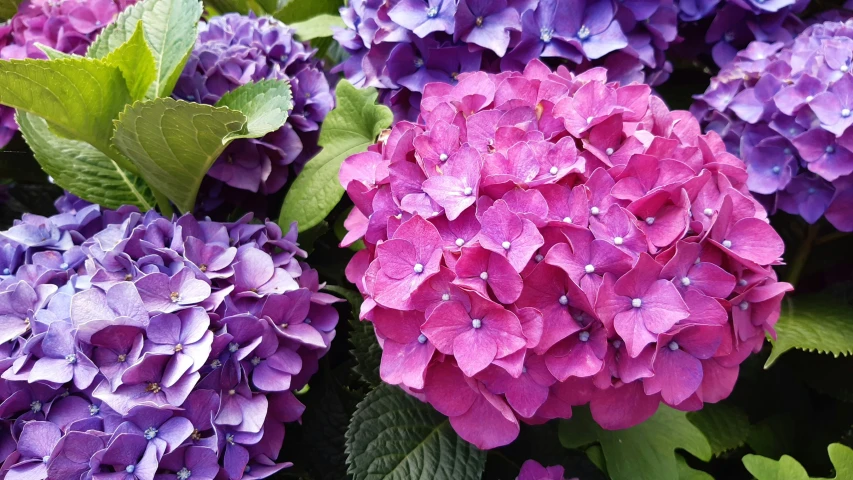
[687,403,750,456]
[0,0,21,21]
[676,456,714,480]
[87,0,202,98]
[742,443,853,480]
[103,21,157,101]
[203,0,249,14]
[0,58,131,157]
[279,81,392,232]
[273,0,342,22]
[765,296,853,367]
[291,14,346,40]
[214,79,292,139]
[18,112,154,210]
[112,99,246,213]
[559,406,712,480]
[346,384,486,480]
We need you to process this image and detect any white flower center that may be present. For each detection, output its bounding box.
[842,108,851,118]
[471,318,482,329]
[805,95,814,103]
[668,341,679,351]
[540,27,553,42]
[455,238,464,247]
[463,187,473,196]
[549,166,559,175]
[144,427,158,440]
[722,240,732,248]
[177,468,192,480]
[645,217,655,225]
[772,166,781,174]
[703,208,713,216]
[681,277,691,286]
[590,206,600,215]
[427,6,438,17]
[631,298,642,308]
[441,293,450,301]
[413,263,424,273]
[563,217,572,223]
[534,254,544,262]
[501,241,511,250]
[480,271,489,280]
[614,236,624,245]
[559,295,569,305]
[418,334,427,344]
[739,301,749,310]
[439,153,448,161]
[579,331,590,342]
[577,24,590,40]
[738,279,748,286]
[584,264,595,274]
[605,147,614,155]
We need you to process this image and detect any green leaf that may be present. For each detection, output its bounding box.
[559,406,712,480]
[346,384,486,480]
[676,456,714,480]
[36,44,77,60]
[743,444,853,480]
[87,0,203,98]
[103,21,157,101]
[0,0,22,21]
[214,79,292,139]
[274,0,342,22]
[112,98,246,213]
[203,0,249,14]
[18,112,154,210]
[279,81,392,232]
[254,0,285,14]
[687,403,750,456]
[0,58,131,157]
[291,14,346,40]
[765,296,853,368]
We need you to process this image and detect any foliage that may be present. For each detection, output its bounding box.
[278,81,392,232]
[743,444,853,480]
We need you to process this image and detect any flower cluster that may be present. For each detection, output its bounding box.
[333,0,678,121]
[341,60,791,449]
[174,13,334,201]
[0,193,338,479]
[693,19,853,231]
[517,460,577,480]
[673,0,808,68]
[0,0,134,148]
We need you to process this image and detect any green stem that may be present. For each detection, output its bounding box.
[785,223,819,287]
[815,231,851,246]
[151,187,175,217]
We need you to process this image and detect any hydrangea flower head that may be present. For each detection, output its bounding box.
[693,19,853,231]
[673,0,808,68]
[333,0,678,121]
[174,13,334,202]
[0,0,135,147]
[342,61,792,449]
[0,193,338,478]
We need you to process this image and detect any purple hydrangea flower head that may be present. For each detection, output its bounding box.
[333,0,677,121]
[0,0,135,148]
[671,0,808,68]
[693,19,853,231]
[174,13,334,204]
[0,193,338,478]
[341,61,792,449]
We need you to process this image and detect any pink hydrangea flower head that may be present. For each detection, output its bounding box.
[342,60,792,449]
[516,459,578,480]
[693,19,853,232]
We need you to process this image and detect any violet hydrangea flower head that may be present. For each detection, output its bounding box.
[0,193,339,478]
[672,0,808,68]
[174,13,334,203]
[0,0,135,148]
[693,19,853,231]
[341,60,792,449]
[333,0,678,121]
